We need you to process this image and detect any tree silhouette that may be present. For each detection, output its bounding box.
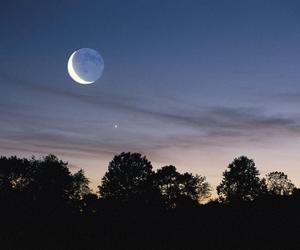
[0,154,92,215]
[217,156,266,202]
[154,165,210,208]
[99,152,155,202]
[0,156,29,195]
[27,154,74,202]
[154,165,180,208]
[178,172,211,203]
[71,169,91,200]
[265,171,295,196]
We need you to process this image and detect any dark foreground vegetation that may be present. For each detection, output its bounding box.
[0,152,300,250]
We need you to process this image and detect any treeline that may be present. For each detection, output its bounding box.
[0,152,300,250]
[1,152,297,207]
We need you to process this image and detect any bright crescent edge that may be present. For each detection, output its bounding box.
[67,51,94,84]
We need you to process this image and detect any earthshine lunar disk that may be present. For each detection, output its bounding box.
[67,48,104,84]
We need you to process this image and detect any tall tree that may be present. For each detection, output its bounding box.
[99,152,155,202]
[71,169,91,200]
[217,156,266,202]
[265,171,295,196]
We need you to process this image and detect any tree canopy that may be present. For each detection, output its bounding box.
[265,171,295,196]
[0,156,30,195]
[217,156,266,202]
[0,154,91,207]
[99,152,155,202]
[154,165,210,208]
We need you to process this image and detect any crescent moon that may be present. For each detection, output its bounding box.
[67,51,94,84]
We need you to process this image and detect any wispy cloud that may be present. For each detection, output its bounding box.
[1,74,300,160]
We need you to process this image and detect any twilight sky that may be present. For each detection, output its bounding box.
[1,0,300,192]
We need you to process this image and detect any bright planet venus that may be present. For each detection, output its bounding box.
[67,48,104,84]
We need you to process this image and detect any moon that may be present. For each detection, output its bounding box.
[67,48,104,84]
